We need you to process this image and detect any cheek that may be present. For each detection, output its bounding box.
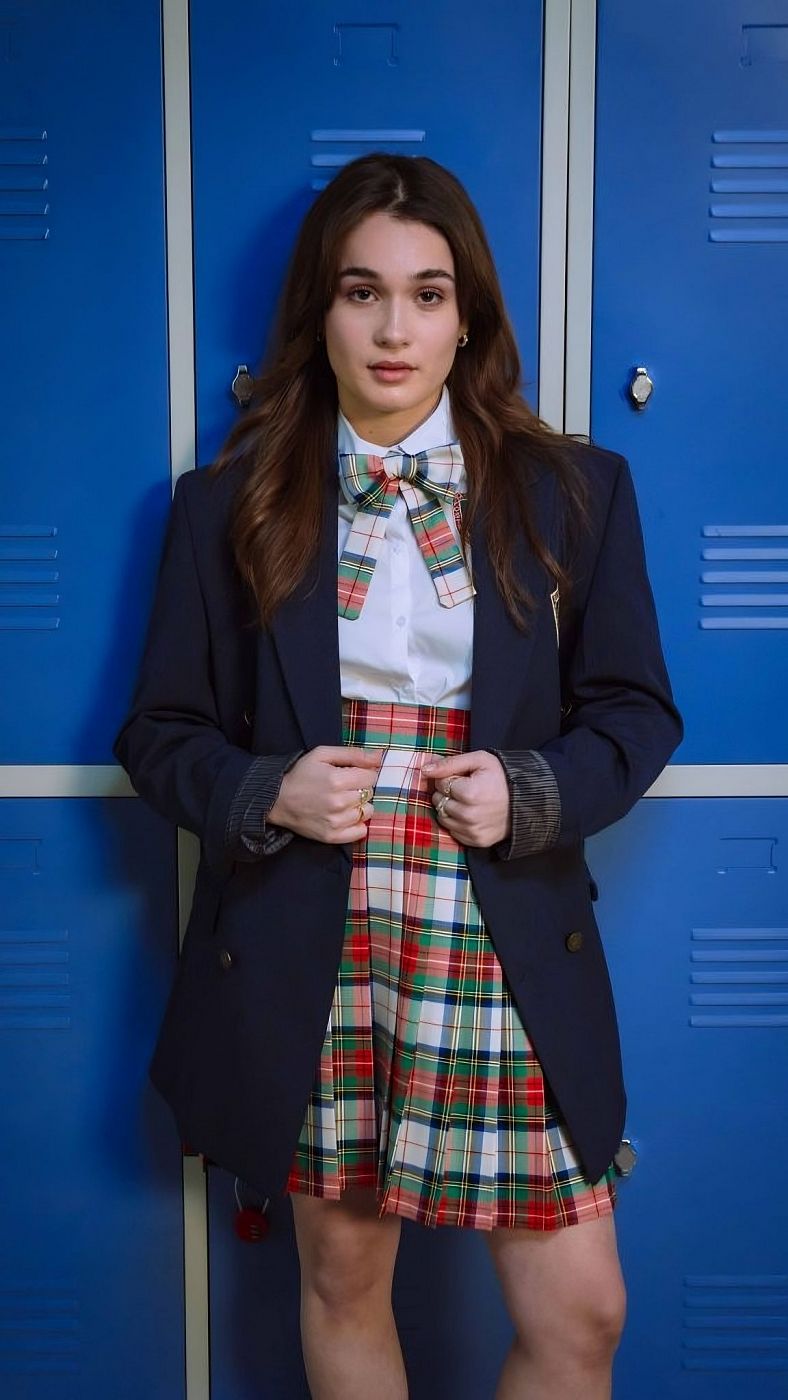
[325,312,364,366]
[428,312,462,356]
[433,328,461,373]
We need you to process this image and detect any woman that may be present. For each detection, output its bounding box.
[114,153,683,1398]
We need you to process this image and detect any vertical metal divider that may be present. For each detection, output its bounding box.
[538,0,571,430]
[563,0,596,436]
[161,1,211,1398]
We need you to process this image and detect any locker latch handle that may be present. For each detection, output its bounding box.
[613,1138,638,1177]
[628,366,653,410]
[232,363,255,409]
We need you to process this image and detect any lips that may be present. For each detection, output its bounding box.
[370,362,414,370]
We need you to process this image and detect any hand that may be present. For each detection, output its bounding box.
[422,751,512,848]
[267,745,384,844]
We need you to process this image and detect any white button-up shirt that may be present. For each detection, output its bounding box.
[336,384,474,708]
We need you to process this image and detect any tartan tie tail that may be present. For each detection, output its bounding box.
[337,446,476,620]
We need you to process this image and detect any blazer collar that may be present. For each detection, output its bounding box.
[266,445,556,752]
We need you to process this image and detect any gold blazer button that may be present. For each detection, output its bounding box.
[218,948,234,970]
[565,930,584,953]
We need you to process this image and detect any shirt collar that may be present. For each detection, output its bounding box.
[337,382,457,458]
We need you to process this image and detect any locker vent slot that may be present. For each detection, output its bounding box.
[683,1275,788,1372]
[0,525,60,629]
[709,129,788,242]
[0,1280,81,1375]
[0,927,71,1030]
[310,128,426,191]
[0,127,49,240]
[690,926,788,1027]
[699,523,788,629]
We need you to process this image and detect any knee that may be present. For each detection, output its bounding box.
[560,1281,627,1363]
[305,1236,381,1312]
[294,1199,398,1314]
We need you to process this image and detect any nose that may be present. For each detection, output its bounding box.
[373,298,410,347]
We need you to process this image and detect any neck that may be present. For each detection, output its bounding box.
[339,389,443,448]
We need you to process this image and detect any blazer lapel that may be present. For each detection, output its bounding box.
[267,466,344,750]
[468,464,556,750]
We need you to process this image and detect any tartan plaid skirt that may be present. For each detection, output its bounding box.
[284,698,617,1231]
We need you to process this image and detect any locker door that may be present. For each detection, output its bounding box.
[591,3,788,1395]
[188,3,546,1396]
[593,0,787,760]
[0,3,184,1397]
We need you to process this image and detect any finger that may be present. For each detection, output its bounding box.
[422,754,478,778]
[343,802,374,840]
[325,747,385,768]
[334,768,383,793]
[437,774,473,803]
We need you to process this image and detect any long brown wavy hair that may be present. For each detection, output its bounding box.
[207,153,594,633]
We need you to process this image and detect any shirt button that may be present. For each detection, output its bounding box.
[396,616,406,627]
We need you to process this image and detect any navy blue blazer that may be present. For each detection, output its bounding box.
[113,439,684,1199]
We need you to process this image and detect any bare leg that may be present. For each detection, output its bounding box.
[487,1213,626,1400]
[290,1185,408,1400]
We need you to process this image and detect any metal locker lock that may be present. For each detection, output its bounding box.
[628,366,653,410]
[231,363,255,409]
[613,1139,638,1177]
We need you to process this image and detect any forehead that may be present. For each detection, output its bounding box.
[337,211,454,275]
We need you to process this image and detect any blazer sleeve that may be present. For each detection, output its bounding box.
[493,453,683,856]
[225,750,305,858]
[534,453,688,845]
[112,473,289,877]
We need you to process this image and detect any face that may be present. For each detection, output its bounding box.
[323,211,467,445]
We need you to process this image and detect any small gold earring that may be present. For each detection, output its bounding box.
[458,332,469,347]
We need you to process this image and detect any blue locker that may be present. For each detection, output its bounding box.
[593,0,788,762]
[592,1,788,1393]
[0,4,184,1398]
[0,798,183,1396]
[0,0,172,763]
[189,0,544,466]
[593,798,788,1395]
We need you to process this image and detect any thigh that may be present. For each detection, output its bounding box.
[486,1213,626,1341]
[290,1186,403,1300]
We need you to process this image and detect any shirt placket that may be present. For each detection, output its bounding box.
[387,493,412,701]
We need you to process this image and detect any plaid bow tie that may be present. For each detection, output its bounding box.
[337,444,476,620]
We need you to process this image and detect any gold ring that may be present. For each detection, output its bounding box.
[445,777,455,799]
[358,786,373,805]
[357,802,365,823]
[435,793,450,818]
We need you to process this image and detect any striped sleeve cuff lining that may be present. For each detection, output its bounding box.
[487,748,561,859]
[225,751,304,860]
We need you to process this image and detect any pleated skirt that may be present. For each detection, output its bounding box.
[284,698,617,1231]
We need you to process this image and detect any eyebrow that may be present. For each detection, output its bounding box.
[337,265,456,283]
